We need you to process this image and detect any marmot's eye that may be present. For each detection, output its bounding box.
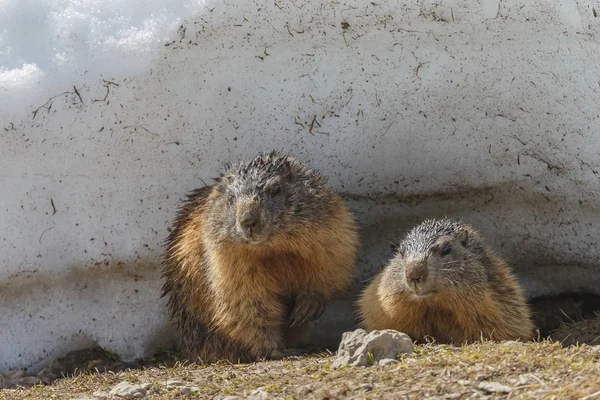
[227,195,234,205]
[440,243,452,256]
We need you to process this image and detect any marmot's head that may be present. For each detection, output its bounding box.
[386,218,490,299]
[204,151,332,245]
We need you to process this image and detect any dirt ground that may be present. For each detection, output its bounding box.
[551,316,600,347]
[3,338,600,400]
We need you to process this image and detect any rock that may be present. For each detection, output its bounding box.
[332,329,413,368]
[477,381,513,394]
[109,381,148,398]
[163,379,198,395]
[378,358,400,366]
[164,379,184,389]
[92,391,110,399]
[359,383,373,391]
[180,386,199,395]
[248,387,269,399]
[457,380,471,386]
[513,375,532,386]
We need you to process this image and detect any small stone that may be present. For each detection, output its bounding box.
[109,381,148,398]
[332,329,413,368]
[248,387,269,399]
[163,379,198,394]
[180,386,199,395]
[359,383,373,391]
[477,381,513,394]
[164,380,185,389]
[378,358,399,366]
[474,373,491,381]
[92,391,110,398]
[513,375,532,386]
[140,382,152,390]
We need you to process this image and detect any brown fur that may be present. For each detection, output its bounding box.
[358,221,533,344]
[162,161,358,363]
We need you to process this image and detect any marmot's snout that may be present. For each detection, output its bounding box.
[404,258,435,297]
[236,199,263,242]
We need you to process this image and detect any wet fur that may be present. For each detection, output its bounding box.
[358,220,533,344]
[162,154,358,363]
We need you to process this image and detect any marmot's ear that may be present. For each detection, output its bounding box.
[458,229,469,246]
[392,243,405,258]
[279,160,295,182]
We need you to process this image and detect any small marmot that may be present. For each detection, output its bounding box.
[162,151,359,363]
[358,218,533,344]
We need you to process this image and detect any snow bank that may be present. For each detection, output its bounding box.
[0,0,204,120]
[2,0,600,373]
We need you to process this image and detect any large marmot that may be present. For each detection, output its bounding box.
[162,151,359,362]
[358,218,533,344]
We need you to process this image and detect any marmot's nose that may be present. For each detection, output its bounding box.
[239,211,259,229]
[406,263,429,283]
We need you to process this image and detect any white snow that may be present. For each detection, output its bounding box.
[0,0,205,120]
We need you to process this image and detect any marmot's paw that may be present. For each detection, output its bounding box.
[289,291,325,327]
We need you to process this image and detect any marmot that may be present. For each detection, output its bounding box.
[162,151,359,363]
[358,218,533,344]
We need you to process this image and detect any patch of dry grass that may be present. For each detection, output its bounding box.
[3,340,600,399]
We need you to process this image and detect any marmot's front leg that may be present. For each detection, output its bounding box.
[289,291,326,327]
[213,291,286,361]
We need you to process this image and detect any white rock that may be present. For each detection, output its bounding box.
[248,387,269,399]
[378,358,400,366]
[359,383,373,391]
[332,329,413,368]
[109,381,148,398]
[163,379,198,395]
[92,391,110,399]
[164,380,185,388]
[477,381,513,393]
